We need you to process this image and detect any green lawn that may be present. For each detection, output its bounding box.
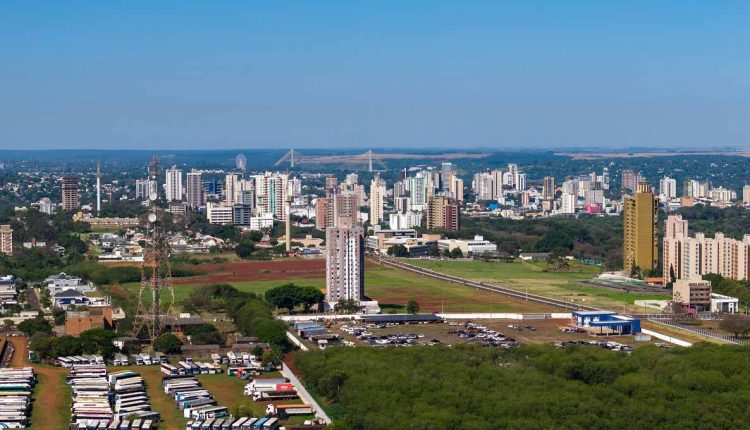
[110,261,556,313]
[406,259,670,312]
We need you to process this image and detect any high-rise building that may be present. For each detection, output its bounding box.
[473,172,494,201]
[394,197,411,213]
[334,190,358,226]
[561,193,576,214]
[515,172,527,191]
[325,218,365,303]
[369,176,386,225]
[165,166,183,202]
[601,167,610,190]
[408,174,428,209]
[325,176,338,198]
[186,171,204,208]
[254,172,289,219]
[135,179,157,200]
[621,170,644,191]
[344,173,358,187]
[426,196,460,231]
[0,225,12,255]
[449,174,464,202]
[61,176,79,211]
[491,169,503,198]
[659,176,677,199]
[507,164,518,187]
[542,176,555,200]
[743,185,750,206]
[663,214,750,282]
[95,163,102,214]
[623,183,658,274]
[440,162,454,191]
[315,197,335,230]
[225,173,239,204]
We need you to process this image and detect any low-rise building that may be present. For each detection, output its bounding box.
[673,275,712,312]
[44,272,94,296]
[437,235,497,256]
[65,307,114,336]
[52,289,90,309]
[710,293,739,313]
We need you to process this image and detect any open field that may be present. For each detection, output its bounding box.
[406,259,671,312]
[109,258,557,313]
[556,150,750,160]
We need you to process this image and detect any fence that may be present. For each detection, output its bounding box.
[646,318,749,345]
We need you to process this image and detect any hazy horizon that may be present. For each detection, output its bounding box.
[2,1,749,150]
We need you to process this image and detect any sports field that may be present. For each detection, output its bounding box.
[406,259,671,312]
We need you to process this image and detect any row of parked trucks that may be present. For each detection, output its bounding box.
[0,367,35,429]
[112,353,167,367]
[68,364,159,429]
[163,375,237,430]
[160,361,222,377]
[211,352,263,369]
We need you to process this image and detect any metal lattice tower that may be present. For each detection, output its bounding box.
[132,154,178,341]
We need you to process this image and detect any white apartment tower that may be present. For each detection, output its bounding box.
[369,176,386,225]
[165,166,183,202]
[326,218,365,303]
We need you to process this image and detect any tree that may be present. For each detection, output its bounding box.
[450,247,464,259]
[406,300,420,314]
[265,283,302,312]
[153,333,182,354]
[298,287,325,312]
[18,316,52,336]
[387,244,409,257]
[719,314,750,338]
[334,299,360,314]
[235,242,256,259]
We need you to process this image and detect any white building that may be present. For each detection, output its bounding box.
[515,172,527,191]
[253,172,289,220]
[560,192,577,214]
[249,213,275,231]
[388,212,423,230]
[437,235,497,256]
[206,202,234,225]
[165,166,183,202]
[369,177,386,225]
[659,176,677,199]
[326,219,365,303]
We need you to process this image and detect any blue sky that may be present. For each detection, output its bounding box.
[1,1,749,150]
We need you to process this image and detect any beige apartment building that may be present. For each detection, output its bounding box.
[663,214,750,282]
[325,218,365,303]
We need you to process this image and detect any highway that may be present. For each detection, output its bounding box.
[372,256,601,313]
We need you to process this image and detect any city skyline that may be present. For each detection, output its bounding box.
[2,2,749,150]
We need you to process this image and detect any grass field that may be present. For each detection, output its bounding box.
[406,259,671,312]
[110,259,557,313]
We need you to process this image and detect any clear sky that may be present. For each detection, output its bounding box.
[1,1,749,150]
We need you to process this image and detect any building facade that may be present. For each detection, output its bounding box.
[165,166,183,202]
[369,176,386,225]
[0,225,12,255]
[62,176,79,211]
[325,219,365,303]
[623,183,658,273]
[426,196,460,231]
[186,171,204,208]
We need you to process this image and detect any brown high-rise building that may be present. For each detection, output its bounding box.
[315,197,335,230]
[623,182,658,274]
[0,225,12,256]
[426,196,460,231]
[62,176,80,211]
[325,176,338,199]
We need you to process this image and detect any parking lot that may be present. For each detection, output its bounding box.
[331,318,658,348]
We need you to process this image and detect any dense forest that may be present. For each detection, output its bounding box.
[297,343,750,430]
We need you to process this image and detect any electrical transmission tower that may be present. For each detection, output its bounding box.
[132,154,178,341]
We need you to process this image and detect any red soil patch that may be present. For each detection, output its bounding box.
[174,259,325,285]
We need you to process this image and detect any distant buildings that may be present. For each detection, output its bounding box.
[325,218,365,303]
[254,172,289,220]
[426,195,460,231]
[623,183,658,274]
[621,169,644,192]
[663,214,750,282]
[0,225,12,256]
[61,176,79,211]
[186,170,204,208]
[659,176,677,200]
[135,179,157,200]
[165,166,183,201]
[369,176,386,225]
[315,197,335,230]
